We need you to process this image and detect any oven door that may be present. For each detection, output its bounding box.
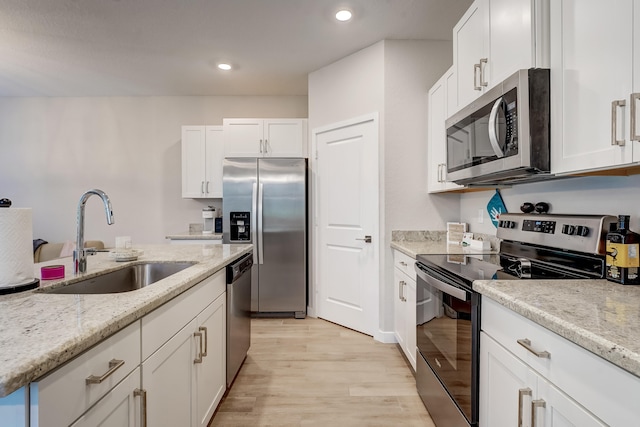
[415,262,480,427]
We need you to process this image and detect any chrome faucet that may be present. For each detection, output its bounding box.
[74,189,115,274]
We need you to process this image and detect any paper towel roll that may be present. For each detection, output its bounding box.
[0,208,35,288]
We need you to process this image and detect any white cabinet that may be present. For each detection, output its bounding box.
[427,67,464,193]
[392,250,417,371]
[480,297,640,426]
[29,268,228,427]
[480,332,606,427]
[182,125,224,198]
[141,269,226,426]
[70,368,141,427]
[223,118,308,158]
[30,321,141,427]
[194,294,226,427]
[550,0,640,174]
[453,0,549,111]
[0,387,28,427]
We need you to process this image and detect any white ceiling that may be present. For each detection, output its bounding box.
[0,0,472,97]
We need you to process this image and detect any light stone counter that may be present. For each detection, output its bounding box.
[390,230,498,259]
[474,279,640,378]
[0,243,252,397]
[165,232,223,240]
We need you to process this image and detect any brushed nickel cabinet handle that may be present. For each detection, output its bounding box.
[531,399,546,427]
[399,261,408,267]
[517,338,550,358]
[206,181,210,194]
[518,388,532,427]
[611,99,627,146]
[259,139,263,153]
[264,139,269,154]
[631,93,640,141]
[398,280,403,301]
[473,63,482,91]
[201,181,205,194]
[85,359,125,384]
[134,388,147,427]
[199,326,208,357]
[194,331,204,363]
[479,58,488,87]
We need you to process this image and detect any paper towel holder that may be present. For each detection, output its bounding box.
[0,201,40,294]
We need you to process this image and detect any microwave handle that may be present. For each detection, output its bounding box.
[488,97,505,158]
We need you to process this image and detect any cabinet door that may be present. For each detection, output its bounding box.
[480,332,537,427]
[194,294,226,427]
[182,126,207,198]
[633,1,640,162]
[536,378,607,427]
[393,268,407,351]
[205,126,224,198]
[142,318,196,427]
[428,68,463,193]
[486,0,537,86]
[70,367,141,427]
[223,119,263,157]
[404,277,417,371]
[453,0,486,109]
[263,119,307,157]
[550,0,634,174]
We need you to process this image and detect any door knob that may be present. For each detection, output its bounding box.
[356,235,372,243]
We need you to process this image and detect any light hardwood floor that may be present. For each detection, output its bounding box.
[210,317,434,426]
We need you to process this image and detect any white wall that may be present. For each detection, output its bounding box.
[459,175,640,235]
[308,40,460,338]
[0,96,307,246]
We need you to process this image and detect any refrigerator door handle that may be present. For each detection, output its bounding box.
[251,182,258,264]
[258,182,264,265]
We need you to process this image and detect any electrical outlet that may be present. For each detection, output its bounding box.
[478,209,484,224]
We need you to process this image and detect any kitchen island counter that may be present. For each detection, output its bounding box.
[474,278,640,379]
[0,243,251,397]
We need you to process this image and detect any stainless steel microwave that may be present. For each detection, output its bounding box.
[445,68,551,186]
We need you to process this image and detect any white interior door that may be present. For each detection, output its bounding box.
[315,114,379,336]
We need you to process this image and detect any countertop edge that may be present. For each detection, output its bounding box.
[474,281,640,378]
[165,233,223,240]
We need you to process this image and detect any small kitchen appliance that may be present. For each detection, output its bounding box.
[202,206,215,234]
[415,213,616,427]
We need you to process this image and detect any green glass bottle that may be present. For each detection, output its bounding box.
[606,215,640,285]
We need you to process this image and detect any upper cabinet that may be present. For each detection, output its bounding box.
[427,67,463,193]
[551,0,640,175]
[223,118,308,158]
[452,0,549,111]
[181,126,224,199]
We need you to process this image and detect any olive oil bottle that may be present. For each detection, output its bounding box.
[606,215,640,285]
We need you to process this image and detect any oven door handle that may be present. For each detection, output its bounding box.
[415,264,469,301]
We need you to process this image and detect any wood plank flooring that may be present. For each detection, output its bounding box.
[210,317,434,426]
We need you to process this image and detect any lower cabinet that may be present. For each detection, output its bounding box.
[392,249,417,371]
[29,269,227,427]
[480,297,640,426]
[480,332,605,427]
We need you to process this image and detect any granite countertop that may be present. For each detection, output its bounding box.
[474,279,640,378]
[390,230,498,259]
[0,243,252,397]
[165,232,223,240]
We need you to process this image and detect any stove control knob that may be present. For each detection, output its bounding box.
[507,221,516,229]
[562,224,576,235]
[576,226,589,237]
[499,220,504,228]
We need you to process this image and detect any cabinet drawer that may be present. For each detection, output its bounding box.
[142,269,225,361]
[393,250,415,279]
[30,321,141,427]
[482,297,640,426]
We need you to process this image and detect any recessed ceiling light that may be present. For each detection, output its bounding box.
[335,9,352,22]
[218,63,232,71]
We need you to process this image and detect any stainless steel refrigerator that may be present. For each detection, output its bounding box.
[222,158,307,318]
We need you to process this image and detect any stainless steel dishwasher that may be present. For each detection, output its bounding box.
[226,252,253,387]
